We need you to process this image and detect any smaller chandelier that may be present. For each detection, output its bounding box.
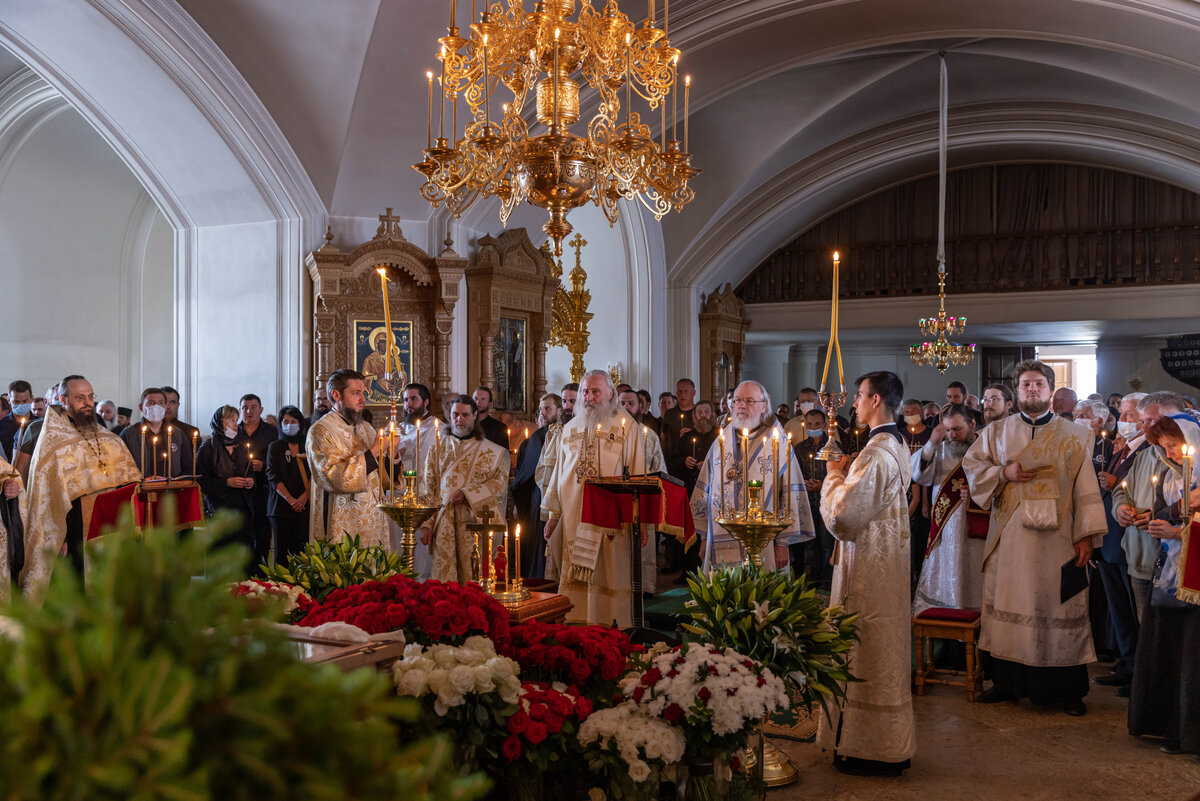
[912,52,974,375]
[911,271,976,373]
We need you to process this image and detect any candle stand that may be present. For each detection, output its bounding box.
[713,489,799,787]
[375,370,440,574]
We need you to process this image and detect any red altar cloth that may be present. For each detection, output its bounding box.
[580,477,696,550]
[80,482,205,540]
[139,483,204,530]
[1179,514,1200,606]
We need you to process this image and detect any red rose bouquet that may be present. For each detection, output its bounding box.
[297,575,509,646]
[498,681,593,774]
[498,621,640,702]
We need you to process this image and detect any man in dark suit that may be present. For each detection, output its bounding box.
[510,393,561,579]
[792,407,833,588]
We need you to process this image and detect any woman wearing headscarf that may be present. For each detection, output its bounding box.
[265,405,310,566]
[1127,412,1200,759]
[196,405,255,563]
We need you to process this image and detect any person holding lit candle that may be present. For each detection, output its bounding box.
[540,369,648,626]
[1127,410,1200,758]
[417,394,509,583]
[690,380,813,573]
[511,393,563,579]
[119,387,192,479]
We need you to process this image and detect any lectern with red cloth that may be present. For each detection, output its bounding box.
[581,473,694,639]
[79,480,204,541]
[1179,514,1200,606]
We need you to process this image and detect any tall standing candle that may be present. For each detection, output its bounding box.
[487,529,494,581]
[504,523,510,585]
[140,425,148,475]
[378,429,387,499]
[377,267,398,377]
[596,423,602,476]
[643,426,649,475]
[191,430,199,478]
[166,425,173,480]
[415,422,421,480]
[761,436,769,510]
[772,432,779,510]
[514,523,521,587]
[718,431,726,513]
[16,417,26,458]
[785,433,792,512]
[620,421,626,470]
[152,436,159,479]
[742,428,750,513]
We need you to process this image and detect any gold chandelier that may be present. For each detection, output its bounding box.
[412,0,701,256]
[911,53,974,374]
[910,270,976,373]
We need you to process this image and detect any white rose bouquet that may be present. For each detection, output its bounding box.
[578,701,686,791]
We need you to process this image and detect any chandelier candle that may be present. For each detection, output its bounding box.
[426,71,433,148]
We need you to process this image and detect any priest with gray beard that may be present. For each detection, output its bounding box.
[417,396,508,583]
[541,370,650,626]
[16,375,140,599]
[911,403,986,616]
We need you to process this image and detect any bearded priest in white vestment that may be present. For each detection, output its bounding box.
[690,380,812,572]
[307,370,390,549]
[396,382,443,577]
[818,371,915,777]
[19,376,141,600]
[964,360,1105,715]
[418,395,509,583]
[911,403,986,616]
[541,370,652,627]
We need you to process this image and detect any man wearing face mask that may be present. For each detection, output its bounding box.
[784,387,821,442]
[911,403,985,617]
[17,375,140,597]
[14,383,61,485]
[417,395,509,583]
[792,407,833,588]
[0,379,30,461]
[120,388,193,479]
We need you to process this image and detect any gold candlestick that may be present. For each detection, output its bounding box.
[817,250,847,462]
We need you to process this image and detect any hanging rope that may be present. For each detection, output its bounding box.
[937,53,948,275]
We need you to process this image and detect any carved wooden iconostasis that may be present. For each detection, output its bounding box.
[307,209,466,414]
[699,284,750,404]
[465,229,558,421]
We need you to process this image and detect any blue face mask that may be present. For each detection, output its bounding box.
[281,422,300,437]
[11,402,31,417]
[807,428,824,438]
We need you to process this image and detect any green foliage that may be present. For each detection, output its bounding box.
[0,512,485,801]
[681,564,860,717]
[261,533,408,602]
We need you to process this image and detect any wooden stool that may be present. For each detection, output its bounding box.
[912,607,984,701]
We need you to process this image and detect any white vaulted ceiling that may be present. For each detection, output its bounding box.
[152,0,1200,291]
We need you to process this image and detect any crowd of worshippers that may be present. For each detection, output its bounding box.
[1,362,1198,763]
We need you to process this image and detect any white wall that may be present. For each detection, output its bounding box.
[1099,340,1199,399]
[0,103,173,408]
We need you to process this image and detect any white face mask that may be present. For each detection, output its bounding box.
[1117,420,1138,438]
[903,414,922,426]
[223,425,238,440]
[281,422,300,437]
[798,401,815,414]
[142,404,166,423]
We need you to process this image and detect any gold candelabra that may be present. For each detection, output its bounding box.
[412,0,701,256]
[816,251,846,462]
[712,429,793,570]
[546,234,593,383]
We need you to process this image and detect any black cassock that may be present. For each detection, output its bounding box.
[510,426,548,579]
[2,492,23,585]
